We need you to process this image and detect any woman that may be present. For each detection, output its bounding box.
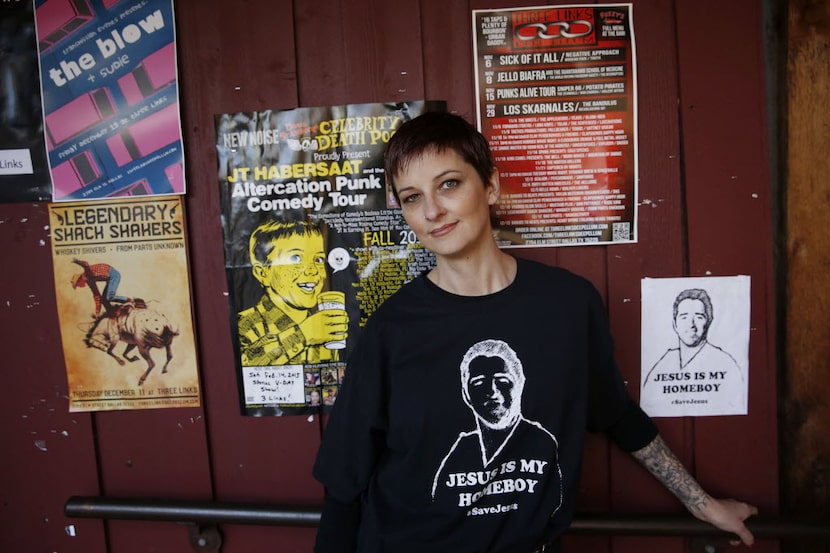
[313,111,757,553]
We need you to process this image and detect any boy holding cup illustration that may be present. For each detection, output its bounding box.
[238,220,349,366]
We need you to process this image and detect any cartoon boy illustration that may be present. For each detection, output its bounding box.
[237,220,348,366]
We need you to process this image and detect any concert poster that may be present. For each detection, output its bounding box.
[35,0,185,201]
[49,196,201,412]
[215,101,444,416]
[473,4,638,247]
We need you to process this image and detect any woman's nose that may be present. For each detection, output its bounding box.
[423,195,446,222]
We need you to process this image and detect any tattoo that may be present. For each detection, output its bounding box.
[631,436,710,513]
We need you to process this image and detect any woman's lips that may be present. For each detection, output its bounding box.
[429,222,457,237]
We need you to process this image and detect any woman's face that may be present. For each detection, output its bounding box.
[394,149,498,260]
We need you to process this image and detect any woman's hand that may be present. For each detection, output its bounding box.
[690,496,758,546]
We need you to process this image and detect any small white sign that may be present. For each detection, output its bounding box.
[0,149,34,175]
[242,364,305,406]
[640,276,751,417]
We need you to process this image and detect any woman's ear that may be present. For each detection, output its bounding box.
[487,169,501,205]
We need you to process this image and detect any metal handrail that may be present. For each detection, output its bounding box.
[64,495,830,550]
[66,496,321,527]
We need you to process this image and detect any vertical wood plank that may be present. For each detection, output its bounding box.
[676,3,779,553]
[175,0,310,491]
[340,0,425,103]
[96,408,213,499]
[174,1,320,551]
[782,2,830,550]
[605,2,689,552]
[177,1,300,113]
[557,242,612,553]
[0,203,106,552]
[296,0,348,107]
[422,0,477,115]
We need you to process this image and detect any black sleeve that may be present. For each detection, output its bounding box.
[603,397,658,452]
[583,282,659,451]
[314,491,361,553]
[312,313,388,500]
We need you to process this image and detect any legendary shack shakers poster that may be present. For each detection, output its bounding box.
[49,196,201,412]
[473,4,638,246]
[216,101,443,416]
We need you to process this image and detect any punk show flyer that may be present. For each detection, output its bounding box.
[49,196,201,412]
[35,0,185,201]
[216,101,443,416]
[473,4,638,247]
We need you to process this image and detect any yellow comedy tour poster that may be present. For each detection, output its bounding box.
[49,196,201,412]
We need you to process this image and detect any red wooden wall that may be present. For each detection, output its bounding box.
[0,0,777,552]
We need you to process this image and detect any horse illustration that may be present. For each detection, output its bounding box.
[85,300,178,386]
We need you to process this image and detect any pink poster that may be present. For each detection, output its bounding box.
[35,0,185,201]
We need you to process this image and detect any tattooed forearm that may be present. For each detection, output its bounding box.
[631,436,710,515]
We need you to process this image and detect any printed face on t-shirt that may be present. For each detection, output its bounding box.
[467,355,516,426]
[673,298,709,347]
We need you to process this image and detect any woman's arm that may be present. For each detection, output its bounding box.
[630,435,758,546]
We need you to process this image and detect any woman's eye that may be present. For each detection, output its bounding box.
[441,179,460,189]
[401,193,420,204]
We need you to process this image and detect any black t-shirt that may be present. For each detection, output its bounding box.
[313,258,656,553]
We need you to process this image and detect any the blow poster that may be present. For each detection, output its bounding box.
[35,0,185,201]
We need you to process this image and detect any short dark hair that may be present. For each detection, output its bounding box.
[383,111,496,200]
[249,220,321,264]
